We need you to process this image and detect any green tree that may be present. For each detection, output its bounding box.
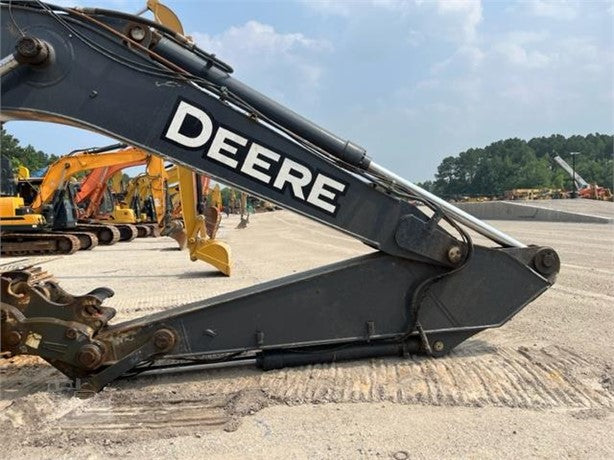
[1,128,59,173]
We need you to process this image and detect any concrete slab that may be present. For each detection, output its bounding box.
[455,200,613,223]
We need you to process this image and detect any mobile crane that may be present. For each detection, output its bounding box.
[553,155,612,200]
[0,1,560,395]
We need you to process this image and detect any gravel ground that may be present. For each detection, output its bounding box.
[1,210,613,459]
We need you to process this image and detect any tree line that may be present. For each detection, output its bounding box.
[419,134,613,198]
[1,128,59,174]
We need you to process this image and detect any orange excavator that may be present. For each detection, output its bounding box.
[75,154,157,237]
[28,144,151,242]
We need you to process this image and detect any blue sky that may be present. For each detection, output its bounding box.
[5,0,613,181]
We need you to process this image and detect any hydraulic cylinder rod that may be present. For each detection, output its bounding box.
[368,163,526,248]
[0,53,18,77]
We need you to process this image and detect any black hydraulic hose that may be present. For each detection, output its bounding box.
[71,6,234,74]
[66,143,127,156]
[152,36,372,170]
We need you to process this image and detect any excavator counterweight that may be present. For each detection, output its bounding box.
[0,1,559,394]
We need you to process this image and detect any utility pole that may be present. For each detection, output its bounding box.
[569,152,580,198]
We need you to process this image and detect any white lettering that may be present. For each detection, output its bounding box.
[306,174,346,214]
[273,158,312,200]
[206,127,248,169]
[165,100,213,148]
[241,143,280,184]
[165,101,347,214]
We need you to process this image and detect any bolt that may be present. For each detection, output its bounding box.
[5,331,22,346]
[65,328,77,340]
[533,248,560,277]
[447,246,463,264]
[128,26,146,41]
[15,36,50,65]
[153,329,176,352]
[89,90,98,98]
[433,340,445,352]
[16,37,42,58]
[77,344,103,369]
[541,252,554,267]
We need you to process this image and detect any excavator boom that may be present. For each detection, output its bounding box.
[0,2,559,394]
[32,145,148,210]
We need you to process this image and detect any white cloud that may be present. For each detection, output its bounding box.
[496,43,551,68]
[193,21,331,58]
[191,21,332,99]
[436,0,483,43]
[527,0,578,20]
[493,31,553,69]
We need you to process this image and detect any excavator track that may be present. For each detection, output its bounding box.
[0,232,81,256]
[75,223,121,245]
[135,224,153,238]
[61,231,99,251]
[112,223,138,242]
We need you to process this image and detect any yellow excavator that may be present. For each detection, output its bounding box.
[75,153,157,237]
[122,154,167,237]
[28,144,151,243]
[1,156,82,255]
[34,142,231,274]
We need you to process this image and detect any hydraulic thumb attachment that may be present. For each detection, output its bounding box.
[0,2,560,394]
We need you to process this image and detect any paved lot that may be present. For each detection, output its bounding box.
[1,211,613,458]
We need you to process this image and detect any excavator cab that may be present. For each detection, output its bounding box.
[0,156,81,254]
[0,156,46,232]
[21,176,80,230]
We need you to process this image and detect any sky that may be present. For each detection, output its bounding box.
[4,0,613,181]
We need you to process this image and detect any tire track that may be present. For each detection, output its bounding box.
[5,345,609,438]
[60,398,229,432]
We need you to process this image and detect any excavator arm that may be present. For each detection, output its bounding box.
[0,2,560,394]
[31,145,149,210]
[78,159,148,218]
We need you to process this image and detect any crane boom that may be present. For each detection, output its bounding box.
[553,155,589,189]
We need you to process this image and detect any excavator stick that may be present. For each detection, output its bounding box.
[0,2,559,393]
